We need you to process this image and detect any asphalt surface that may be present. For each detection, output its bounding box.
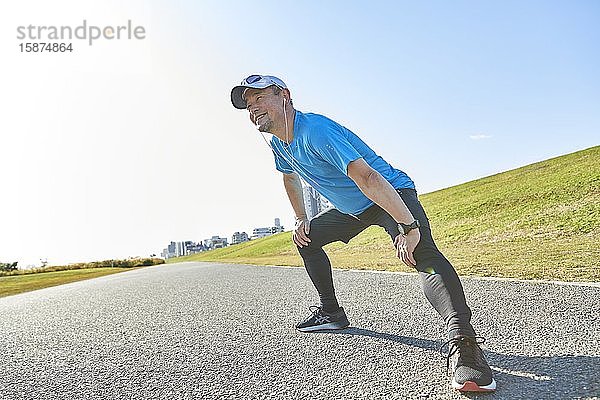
[0,262,598,400]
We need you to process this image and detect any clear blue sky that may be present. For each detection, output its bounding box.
[1,0,598,266]
[201,0,599,189]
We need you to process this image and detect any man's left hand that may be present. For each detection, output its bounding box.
[394,229,420,267]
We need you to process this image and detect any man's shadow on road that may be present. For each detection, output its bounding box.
[317,327,599,398]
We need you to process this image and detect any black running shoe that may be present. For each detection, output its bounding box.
[295,306,350,332]
[441,335,497,392]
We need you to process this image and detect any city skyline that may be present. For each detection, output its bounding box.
[161,216,285,260]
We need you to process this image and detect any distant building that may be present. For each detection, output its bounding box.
[161,241,178,259]
[204,236,228,250]
[251,218,285,240]
[184,241,206,254]
[303,185,332,219]
[176,242,185,257]
[231,231,249,245]
[272,217,285,233]
[161,240,207,259]
[251,227,273,239]
[319,196,332,213]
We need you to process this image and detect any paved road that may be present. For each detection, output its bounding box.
[0,262,598,399]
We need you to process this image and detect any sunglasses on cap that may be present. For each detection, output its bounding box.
[243,75,285,89]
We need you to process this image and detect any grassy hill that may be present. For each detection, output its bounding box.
[172,146,600,282]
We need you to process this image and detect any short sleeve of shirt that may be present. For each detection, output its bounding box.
[272,148,294,174]
[310,125,362,175]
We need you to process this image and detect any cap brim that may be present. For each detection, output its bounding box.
[231,86,248,109]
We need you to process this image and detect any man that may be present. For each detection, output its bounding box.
[231,74,496,393]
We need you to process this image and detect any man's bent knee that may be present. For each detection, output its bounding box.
[297,240,324,258]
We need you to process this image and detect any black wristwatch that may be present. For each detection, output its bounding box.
[398,220,420,235]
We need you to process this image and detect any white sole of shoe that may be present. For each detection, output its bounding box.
[296,321,350,332]
[452,378,497,392]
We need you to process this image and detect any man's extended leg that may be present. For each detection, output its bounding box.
[359,188,495,392]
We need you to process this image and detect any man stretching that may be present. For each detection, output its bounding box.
[231,74,496,392]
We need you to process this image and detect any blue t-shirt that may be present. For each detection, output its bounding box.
[271,111,415,215]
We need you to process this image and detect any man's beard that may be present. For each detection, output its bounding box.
[257,119,274,133]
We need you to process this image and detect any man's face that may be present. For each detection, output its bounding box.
[244,87,283,133]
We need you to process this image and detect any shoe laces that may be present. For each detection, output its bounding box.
[305,306,331,324]
[440,335,486,370]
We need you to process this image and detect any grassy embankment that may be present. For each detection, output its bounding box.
[0,258,164,298]
[172,146,599,282]
[0,268,137,298]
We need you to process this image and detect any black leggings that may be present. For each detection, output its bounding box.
[297,188,476,337]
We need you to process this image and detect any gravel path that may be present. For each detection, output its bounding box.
[1,262,598,399]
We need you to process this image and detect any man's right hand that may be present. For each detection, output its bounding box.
[293,217,311,248]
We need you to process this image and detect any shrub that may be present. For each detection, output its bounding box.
[0,258,165,277]
[0,262,18,272]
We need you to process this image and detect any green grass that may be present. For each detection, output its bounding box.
[0,268,140,298]
[172,146,600,282]
[0,257,164,278]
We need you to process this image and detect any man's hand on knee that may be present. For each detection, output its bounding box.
[394,230,420,267]
[293,217,311,248]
